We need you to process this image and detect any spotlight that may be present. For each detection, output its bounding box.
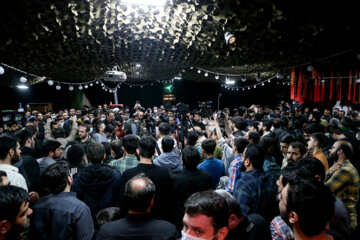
[0,66,4,75]
[69,85,74,91]
[307,65,314,72]
[225,77,235,85]
[277,73,284,79]
[20,76,27,83]
[56,85,61,90]
[224,32,236,45]
[136,63,141,67]
[240,75,246,82]
[48,80,54,86]
[204,72,208,77]
[17,84,28,89]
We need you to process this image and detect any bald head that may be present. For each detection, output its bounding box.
[124,173,156,213]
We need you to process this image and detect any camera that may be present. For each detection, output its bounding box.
[216,111,226,119]
[176,102,189,114]
[198,101,213,118]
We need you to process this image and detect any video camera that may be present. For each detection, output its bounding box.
[198,101,213,119]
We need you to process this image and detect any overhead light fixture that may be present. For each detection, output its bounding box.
[255,73,261,82]
[204,72,209,77]
[90,83,93,87]
[215,74,219,80]
[79,85,83,90]
[56,85,61,90]
[20,76,27,83]
[197,69,201,74]
[224,32,236,45]
[69,85,74,91]
[174,76,182,80]
[306,65,314,72]
[48,80,54,86]
[120,0,167,7]
[0,66,4,75]
[136,72,140,75]
[17,84,28,89]
[225,77,235,85]
[136,63,141,67]
[84,84,88,89]
[240,75,246,82]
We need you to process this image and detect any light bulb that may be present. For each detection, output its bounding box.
[20,76,27,83]
[96,81,99,84]
[56,85,61,90]
[197,69,201,74]
[240,75,246,82]
[84,84,88,89]
[0,66,4,75]
[215,75,219,80]
[204,72,208,77]
[101,83,104,86]
[48,80,54,86]
[307,65,314,72]
[90,83,93,87]
[69,86,74,91]
[79,85,83,90]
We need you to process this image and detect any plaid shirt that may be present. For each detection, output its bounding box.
[233,169,278,221]
[325,159,360,227]
[109,155,139,174]
[270,216,294,240]
[226,154,242,193]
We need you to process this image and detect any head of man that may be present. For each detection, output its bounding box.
[77,125,90,140]
[294,157,326,182]
[36,113,43,122]
[279,134,294,156]
[169,116,175,126]
[182,146,201,170]
[0,170,9,186]
[66,144,85,167]
[328,140,353,163]
[86,143,106,164]
[303,123,325,142]
[0,185,32,238]
[124,173,155,214]
[137,136,156,159]
[241,143,264,172]
[42,140,62,159]
[7,120,18,133]
[307,133,328,152]
[158,122,171,137]
[193,113,201,124]
[232,137,249,156]
[215,190,244,231]
[286,142,306,164]
[183,191,229,240]
[201,139,216,157]
[122,134,139,155]
[279,177,334,237]
[42,161,72,194]
[15,129,35,149]
[107,112,115,123]
[160,137,173,154]
[111,139,123,159]
[0,136,21,165]
[276,164,296,193]
[69,108,76,116]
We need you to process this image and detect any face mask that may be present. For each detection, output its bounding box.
[101,118,106,121]
[153,110,157,113]
[181,230,217,240]
[60,122,64,128]
[202,120,208,125]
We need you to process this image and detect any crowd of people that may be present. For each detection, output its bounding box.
[1,100,360,240]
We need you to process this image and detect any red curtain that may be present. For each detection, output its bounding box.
[329,71,334,100]
[337,77,342,101]
[290,67,295,100]
[296,69,303,103]
[348,70,352,101]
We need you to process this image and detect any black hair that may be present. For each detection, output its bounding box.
[42,140,62,157]
[186,131,198,146]
[310,133,328,149]
[0,136,18,160]
[286,177,335,236]
[304,123,325,134]
[7,120,18,128]
[158,122,171,135]
[182,146,201,170]
[161,136,174,153]
[95,207,121,230]
[0,185,29,222]
[338,142,353,159]
[53,128,65,138]
[215,189,242,218]
[233,137,249,154]
[327,124,343,135]
[248,131,260,144]
[261,119,272,131]
[280,134,294,144]
[15,129,33,146]
[0,170,8,185]
[280,164,296,187]
[201,138,216,155]
[111,139,123,159]
[231,116,242,130]
[294,157,325,182]
[138,136,156,158]
[185,191,229,233]
[42,161,70,194]
[104,125,115,134]
[244,143,265,170]
[289,142,307,155]
[122,134,139,154]
[310,111,321,123]
[272,118,281,128]
[101,142,112,158]
[86,143,105,164]
[124,173,156,212]
[66,144,85,166]
[24,125,37,136]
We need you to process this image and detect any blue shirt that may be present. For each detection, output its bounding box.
[233,169,278,222]
[197,157,225,188]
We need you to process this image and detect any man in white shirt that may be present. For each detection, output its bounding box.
[0,136,28,191]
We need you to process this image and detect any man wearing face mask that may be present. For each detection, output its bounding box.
[182,190,229,240]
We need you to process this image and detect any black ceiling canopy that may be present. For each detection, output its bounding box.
[1,0,360,86]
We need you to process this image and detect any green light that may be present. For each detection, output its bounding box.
[165,84,173,92]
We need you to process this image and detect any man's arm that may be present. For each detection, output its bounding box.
[66,116,78,142]
[44,118,55,140]
[75,204,94,240]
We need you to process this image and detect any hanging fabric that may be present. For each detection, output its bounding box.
[329,71,334,101]
[348,69,352,101]
[296,69,303,102]
[290,67,296,100]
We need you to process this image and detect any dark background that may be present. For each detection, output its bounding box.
[0,79,290,112]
